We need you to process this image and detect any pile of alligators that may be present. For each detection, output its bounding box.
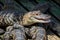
[0,0,52,40]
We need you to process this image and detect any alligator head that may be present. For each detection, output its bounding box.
[21,11,51,26]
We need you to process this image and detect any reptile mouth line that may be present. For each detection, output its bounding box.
[34,17,51,23]
[34,17,50,21]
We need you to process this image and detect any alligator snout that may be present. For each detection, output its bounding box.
[34,14,51,20]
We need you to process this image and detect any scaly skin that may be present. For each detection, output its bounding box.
[3,10,51,40]
[3,23,26,40]
[30,26,46,40]
[4,23,46,40]
[0,11,20,28]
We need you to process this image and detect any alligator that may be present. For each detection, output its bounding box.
[3,10,51,40]
[0,0,51,40]
[0,10,51,26]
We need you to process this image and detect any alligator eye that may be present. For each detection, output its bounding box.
[36,14,38,15]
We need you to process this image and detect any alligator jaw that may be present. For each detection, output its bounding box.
[30,17,51,23]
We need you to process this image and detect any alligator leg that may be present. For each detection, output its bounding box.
[30,26,46,40]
